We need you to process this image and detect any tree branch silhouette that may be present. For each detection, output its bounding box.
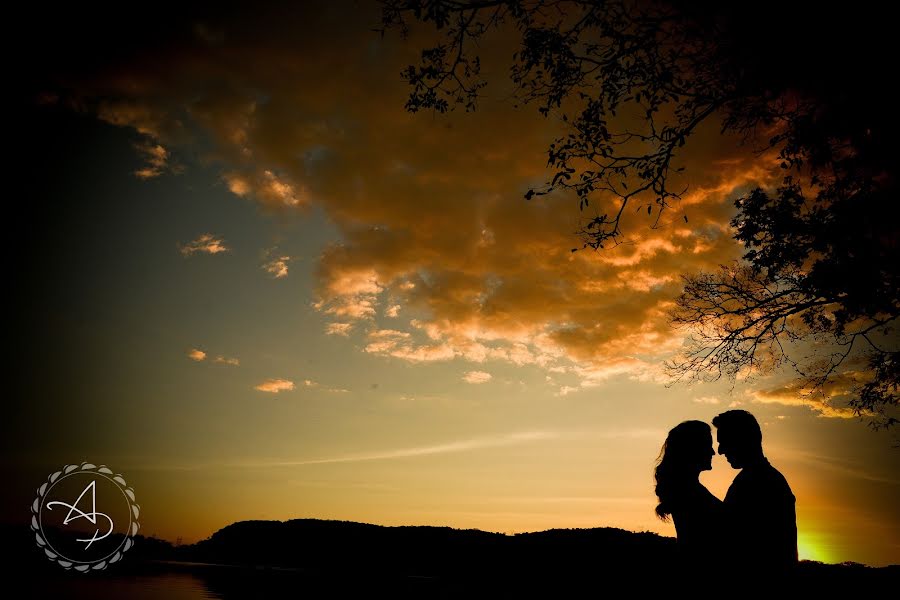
[380,0,898,432]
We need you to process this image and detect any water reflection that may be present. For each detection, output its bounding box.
[29,570,221,599]
[21,562,450,599]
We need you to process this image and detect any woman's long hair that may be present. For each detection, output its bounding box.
[654,420,711,520]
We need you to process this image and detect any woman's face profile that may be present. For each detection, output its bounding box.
[698,432,715,472]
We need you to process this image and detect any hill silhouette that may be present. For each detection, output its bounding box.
[175,519,673,576]
[146,519,900,593]
[7,519,898,596]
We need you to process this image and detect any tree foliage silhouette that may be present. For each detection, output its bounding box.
[379,0,898,431]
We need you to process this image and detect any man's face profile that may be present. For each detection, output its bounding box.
[716,429,743,469]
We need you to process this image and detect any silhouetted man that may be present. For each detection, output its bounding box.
[712,410,798,578]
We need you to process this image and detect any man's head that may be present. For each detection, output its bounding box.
[712,409,763,469]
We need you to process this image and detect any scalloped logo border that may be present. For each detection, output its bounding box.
[31,462,140,572]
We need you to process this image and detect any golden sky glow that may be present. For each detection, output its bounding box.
[6,2,898,568]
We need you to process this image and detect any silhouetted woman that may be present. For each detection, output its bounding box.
[654,420,723,571]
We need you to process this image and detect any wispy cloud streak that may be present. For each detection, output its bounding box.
[242,431,560,467]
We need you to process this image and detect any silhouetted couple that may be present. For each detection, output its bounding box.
[655,410,798,584]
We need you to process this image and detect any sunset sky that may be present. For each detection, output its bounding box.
[6,2,898,567]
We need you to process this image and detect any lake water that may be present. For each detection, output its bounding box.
[17,562,455,599]
[23,570,220,599]
[16,558,892,598]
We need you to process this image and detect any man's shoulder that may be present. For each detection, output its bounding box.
[726,460,795,502]
[759,461,794,493]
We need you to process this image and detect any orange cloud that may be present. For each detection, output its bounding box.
[187,348,206,362]
[462,371,492,384]
[227,169,310,208]
[179,234,229,256]
[364,328,456,362]
[325,323,353,336]
[254,378,295,393]
[693,396,721,405]
[214,356,240,366]
[134,142,170,179]
[262,256,292,279]
[747,375,867,419]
